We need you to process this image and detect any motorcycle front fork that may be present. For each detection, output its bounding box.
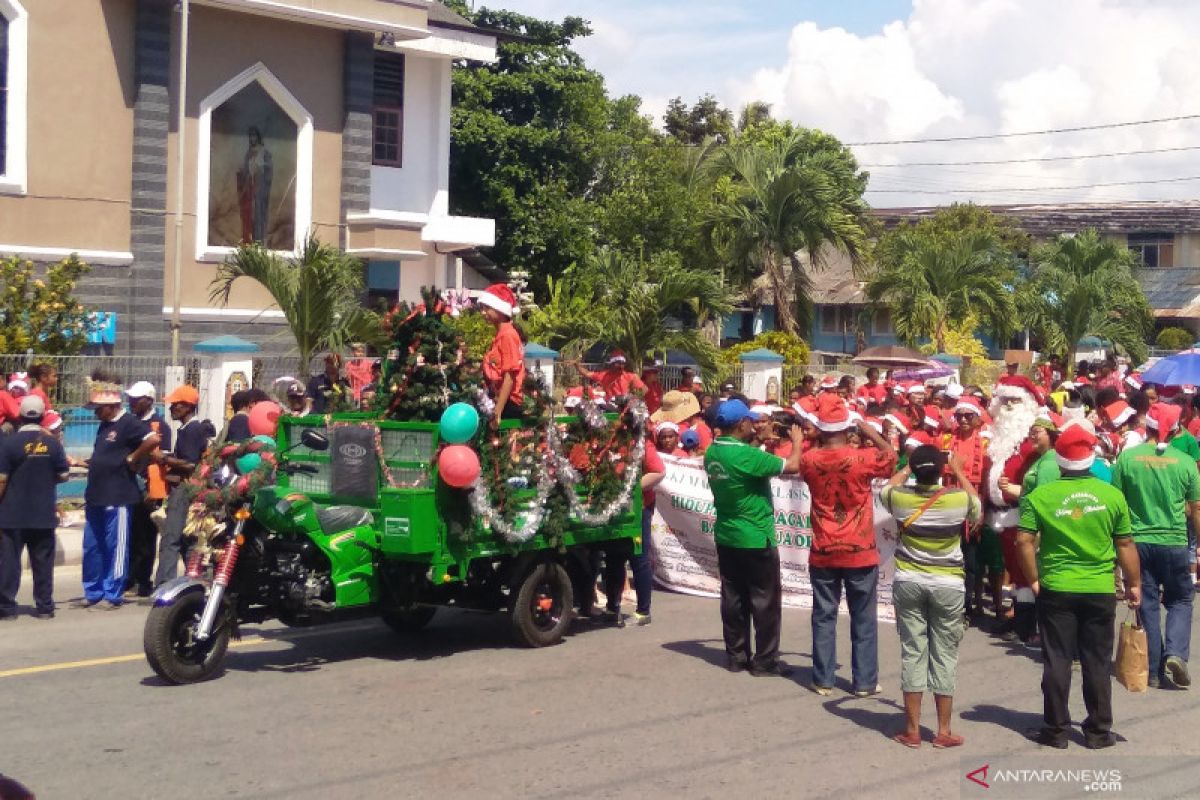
[195,513,246,642]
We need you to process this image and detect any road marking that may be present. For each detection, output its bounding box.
[0,636,269,679]
[0,618,382,679]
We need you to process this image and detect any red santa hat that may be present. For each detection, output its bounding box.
[863,416,884,434]
[818,374,840,391]
[1055,419,1098,471]
[607,350,628,365]
[905,429,937,451]
[814,392,852,433]
[1125,372,1143,391]
[906,382,926,396]
[944,383,964,400]
[42,410,63,431]
[955,396,983,416]
[995,374,1041,403]
[922,404,942,430]
[477,283,518,318]
[7,372,28,392]
[1102,399,1135,428]
[1146,402,1182,435]
[883,413,910,435]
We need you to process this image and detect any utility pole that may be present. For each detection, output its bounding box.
[169,0,190,364]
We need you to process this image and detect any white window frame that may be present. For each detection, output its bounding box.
[0,0,28,196]
[194,62,313,262]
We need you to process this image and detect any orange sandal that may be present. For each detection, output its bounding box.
[932,733,964,749]
[893,732,922,748]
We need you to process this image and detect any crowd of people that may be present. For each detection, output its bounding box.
[0,346,387,621]
[1,292,1194,755]
[573,350,1196,750]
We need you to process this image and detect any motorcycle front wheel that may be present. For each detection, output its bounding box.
[143,592,231,684]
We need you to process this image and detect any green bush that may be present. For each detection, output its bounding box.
[1155,326,1194,352]
[721,331,811,366]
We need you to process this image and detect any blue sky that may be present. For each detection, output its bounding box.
[480,1,1200,207]
[486,1,914,124]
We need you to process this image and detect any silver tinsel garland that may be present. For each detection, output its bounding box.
[465,397,649,543]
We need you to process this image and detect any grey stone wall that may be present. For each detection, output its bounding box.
[340,31,374,241]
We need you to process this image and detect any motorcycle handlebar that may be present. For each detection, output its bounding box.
[281,463,319,475]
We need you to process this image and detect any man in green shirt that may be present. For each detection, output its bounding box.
[1112,402,1200,689]
[705,399,804,676]
[1017,420,1141,750]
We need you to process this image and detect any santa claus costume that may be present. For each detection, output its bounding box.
[985,375,1043,640]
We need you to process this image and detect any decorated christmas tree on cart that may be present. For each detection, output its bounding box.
[373,287,649,547]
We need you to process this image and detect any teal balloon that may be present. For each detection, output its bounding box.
[439,402,480,444]
[251,435,278,451]
[235,452,263,475]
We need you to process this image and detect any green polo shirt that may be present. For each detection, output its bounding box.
[1170,429,1200,461]
[704,435,785,549]
[1111,442,1200,546]
[1018,475,1131,594]
[1023,449,1112,494]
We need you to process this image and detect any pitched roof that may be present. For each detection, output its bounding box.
[426,2,483,33]
[1138,268,1200,317]
[873,201,1200,237]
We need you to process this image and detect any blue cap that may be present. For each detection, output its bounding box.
[715,398,761,428]
[680,429,700,448]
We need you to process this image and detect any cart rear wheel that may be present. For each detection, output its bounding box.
[511,562,573,647]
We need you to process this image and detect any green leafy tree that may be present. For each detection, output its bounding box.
[663,94,734,144]
[737,101,773,133]
[210,236,383,374]
[520,249,732,373]
[1155,326,1194,352]
[705,129,870,336]
[1024,229,1154,369]
[866,228,1018,352]
[0,255,93,354]
[447,8,610,293]
[721,331,811,366]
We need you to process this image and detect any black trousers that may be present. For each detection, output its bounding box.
[127,501,160,594]
[716,544,781,669]
[0,528,56,614]
[1037,588,1117,742]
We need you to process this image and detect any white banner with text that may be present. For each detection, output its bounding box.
[650,454,899,622]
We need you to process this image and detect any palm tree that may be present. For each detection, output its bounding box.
[520,249,732,373]
[705,131,870,337]
[866,228,1018,353]
[209,235,384,374]
[1023,229,1153,371]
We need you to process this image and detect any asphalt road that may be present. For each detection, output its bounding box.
[2,568,1198,800]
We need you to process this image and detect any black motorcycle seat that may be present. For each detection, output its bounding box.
[316,506,374,535]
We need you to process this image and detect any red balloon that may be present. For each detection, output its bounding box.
[438,444,481,489]
[248,401,283,437]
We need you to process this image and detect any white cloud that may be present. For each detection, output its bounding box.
[728,0,1200,207]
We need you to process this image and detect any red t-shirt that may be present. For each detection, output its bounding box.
[681,418,713,452]
[344,358,374,401]
[1189,417,1200,439]
[483,322,525,406]
[856,383,888,406]
[947,430,987,489]
[642,441,665,510]
[799,446,897,568]
[587,367,645,399]
[29,387,52,411]
[0,390,18,425]
[643,383,663,415]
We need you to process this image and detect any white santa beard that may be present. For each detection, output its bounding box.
[986,397,1040,506]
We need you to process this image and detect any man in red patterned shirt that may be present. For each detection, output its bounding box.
[799,393,898,696]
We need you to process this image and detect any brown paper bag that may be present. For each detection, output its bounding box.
[1115,609,1149,693]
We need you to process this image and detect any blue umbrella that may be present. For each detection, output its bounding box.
[1141,351,1200,387]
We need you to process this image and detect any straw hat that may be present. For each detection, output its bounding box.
[651,390,701,424]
